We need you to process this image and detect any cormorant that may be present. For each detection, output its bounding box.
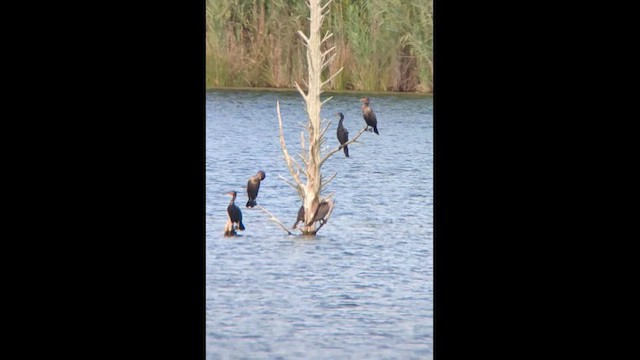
[292,205,305,229]
[360,97,379,135]
[292,200,332,229]
[336,112,349,157]
[226,191,245,231]
[246,170,266,208]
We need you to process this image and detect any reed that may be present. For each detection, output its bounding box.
[206,0,432,93]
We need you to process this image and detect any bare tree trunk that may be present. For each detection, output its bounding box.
[269,0,367,236]
[300,0,324,234]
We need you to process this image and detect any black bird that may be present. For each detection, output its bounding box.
[226,191,245,231]
[246,170,266,208]
[292,200,332,229]
[336,112,349,157]
[360,97,379,135]
[292,205,305,229]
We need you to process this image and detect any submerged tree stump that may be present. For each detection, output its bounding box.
[223,219,237,237]
[261,0,370,236]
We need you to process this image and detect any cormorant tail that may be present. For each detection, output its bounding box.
[246,199,257,208]
[373,126,379,135]
[343,145,349,157]
[238,221,245,231]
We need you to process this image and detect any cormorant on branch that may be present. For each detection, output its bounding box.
[360,97,379,135]
[292,200,332,229]
[246,170,266,208]
[336,112,349,157]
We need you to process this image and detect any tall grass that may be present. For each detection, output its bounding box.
[206,0,432,93]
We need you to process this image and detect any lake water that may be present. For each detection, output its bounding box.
[206,89,433,359]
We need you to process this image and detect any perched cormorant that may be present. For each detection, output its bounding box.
[336,112,349,158]
[246,170,266,208]
[292,205,305,229]
[292,200,332,229]
[360,97,379,135]
[226,191,245,231]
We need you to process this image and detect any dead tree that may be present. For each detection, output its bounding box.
[264,0,368,235]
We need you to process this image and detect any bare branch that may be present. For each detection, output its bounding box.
[257,205,293,235]
[291,156,305,177]
[297,30,309,44]
[277,101,305,191]
[321,0,333,13]
[319,119,333,140]
[322,191,336,200]
[278,173,298,189]
[321,45,336,59]
[278,174,304,199]
[296,153,309,167]
[321,30,330,43]
[321,66,343,87]
[321,53,337,70]
[293,82,307,100]
[319,126,367,167]
[320,171,338,190]
[321,32,334,44]
[278,174,298,190]
[321,96,334,106]
[286,138,305,177]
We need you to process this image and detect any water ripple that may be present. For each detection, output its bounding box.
[207,89,432,359]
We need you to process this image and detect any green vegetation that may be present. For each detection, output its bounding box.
[206,0,433,93]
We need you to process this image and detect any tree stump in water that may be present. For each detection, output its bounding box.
[223,219,237,237]
[263,0,366,237]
